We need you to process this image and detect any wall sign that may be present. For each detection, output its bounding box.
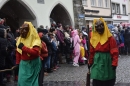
[37,0,44,4]
[117,15,122,19]
[85,9,99,13]
[78,14,85,18]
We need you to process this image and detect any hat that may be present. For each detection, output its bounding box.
[43,29,48,34]
[48,33,54,37]
[57,23,62,28]
[82,27,86,31]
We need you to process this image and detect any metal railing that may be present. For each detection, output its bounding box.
[0,66,18,73]
[0,66,18,86]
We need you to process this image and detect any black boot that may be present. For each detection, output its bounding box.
[47,68,53,73]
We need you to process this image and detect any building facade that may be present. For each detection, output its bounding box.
[73,0,86,29]
[0,0,75,31]
[82,0,112,27]
[111,0,129,25]
[128,0,130,23]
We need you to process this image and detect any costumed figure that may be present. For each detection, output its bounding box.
[16,22,43,86]
[72,30,81,67]
[89,18,118,86]
[79,33,87,61]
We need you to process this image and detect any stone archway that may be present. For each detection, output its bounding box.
[50,3,72,27]
[0,0,37,33]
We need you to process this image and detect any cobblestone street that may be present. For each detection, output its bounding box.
[6,55,130,86]
[43,55,130,86]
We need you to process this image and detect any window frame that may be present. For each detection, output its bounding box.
[105,0,109,8]
[82,0,87,6]
[98,0,103,7]
[112,3,115,13]
[116,4,120,14]
[91,0,96,6]
[122,5,126,15]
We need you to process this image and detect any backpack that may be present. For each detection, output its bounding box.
[40,41,48,60]
[70,39,78,50]
[64,38,71,45]
[70,40,74,50]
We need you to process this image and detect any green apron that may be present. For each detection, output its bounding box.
[18,57,42,86]
[90,52,116,81]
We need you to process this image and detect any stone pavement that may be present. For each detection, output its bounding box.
[43,55,130,86]
[6,55,130,86]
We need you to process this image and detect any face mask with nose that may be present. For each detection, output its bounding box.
[20,24,29,38]
[95,20,104,35]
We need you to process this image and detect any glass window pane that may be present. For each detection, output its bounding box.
[82,0,87,6]
[105,0,109,7]
[116,4,120,14]
[98,0,102,7]
[91,0,96,6]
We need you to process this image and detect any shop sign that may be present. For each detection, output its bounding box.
[37,0,44,4]
[117,15,122,19]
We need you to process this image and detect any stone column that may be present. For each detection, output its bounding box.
[73,0,86,29]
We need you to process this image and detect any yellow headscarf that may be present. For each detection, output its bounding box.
[16,21,41,54]
[90,18,112,48]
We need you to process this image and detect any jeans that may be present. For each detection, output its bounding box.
[44,55,51,69]
[38,66,44,86]
[51,52,57,68]
[125,45,129,54]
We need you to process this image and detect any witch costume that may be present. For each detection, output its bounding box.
[16,22,43,86]
[89,18,118,86]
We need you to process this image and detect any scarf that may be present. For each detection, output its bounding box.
[16,21,41,54]
[90,18,112,48]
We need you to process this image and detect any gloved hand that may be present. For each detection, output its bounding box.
[112,66,117,70]
[18,43,24,49]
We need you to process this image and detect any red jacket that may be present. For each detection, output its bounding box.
[16,46,40,64]
[89,36,119,66]
[40,41,48,60]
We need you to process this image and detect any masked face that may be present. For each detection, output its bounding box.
[20,24,29,38]
[95,20,104,35]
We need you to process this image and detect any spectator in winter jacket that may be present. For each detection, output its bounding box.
[119,30,125,55]
[124,29,130,54]
[56,24,65,63]
[64,25,72,64]
[0,28,8,86]
[48,33,58,70]
[50,28,60,69]
[38,32,48,79]
[40,30,53,73]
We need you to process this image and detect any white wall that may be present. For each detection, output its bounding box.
[84,0,111,16]
[19,19,37,27]
[128,0,130,23]
[0,0,75,28]
[129,15,130,23]
[23,0,74,27]
[113,15,129,20]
